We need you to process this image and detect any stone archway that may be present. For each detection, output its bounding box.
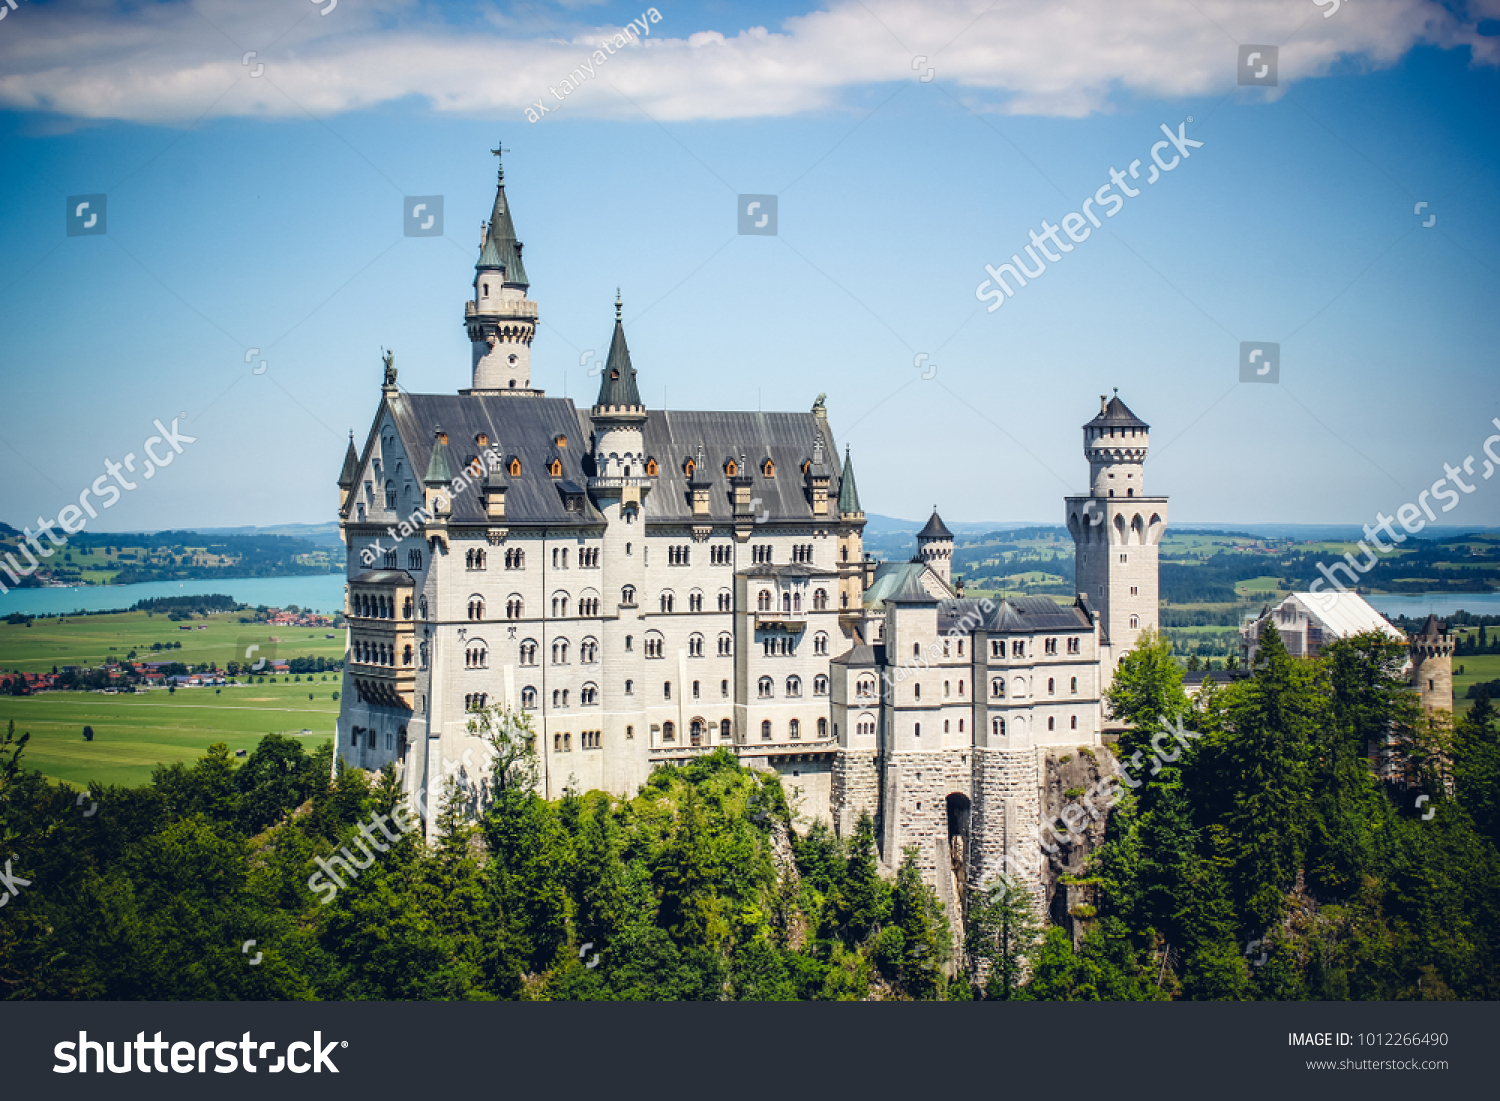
[946,793,973,930]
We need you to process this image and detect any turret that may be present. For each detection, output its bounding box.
[1064,390,1168,666]
[915,507,953,587]
[589,292,648,480]
[466,143,541,395]
[1409,614,1454,713]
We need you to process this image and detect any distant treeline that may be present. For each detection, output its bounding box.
[133,594,243,614]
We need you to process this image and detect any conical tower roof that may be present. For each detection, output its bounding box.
[917,508,952,540]
[1084,391,1149,430]
[476,146,529,287]
[838,446,862,514]
[338,431,359,488]
[594,293,643,408]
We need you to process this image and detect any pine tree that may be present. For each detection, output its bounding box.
[966,875,1041,999]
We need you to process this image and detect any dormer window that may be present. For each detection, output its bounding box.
[645,458,658,477]
[725,459,737,477]
[477,433,488,447]
[555,434,567,448]
[549,458,562,477]
[509,457,522,477]
[684,459,695,478]
[762,459,775,477]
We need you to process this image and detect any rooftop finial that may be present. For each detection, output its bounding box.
[491,140,509,181]
[615,288,622,321]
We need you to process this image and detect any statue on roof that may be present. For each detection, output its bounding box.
[382,348,397,387]
[813,392,826,410]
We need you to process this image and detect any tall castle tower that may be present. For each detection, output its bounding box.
[465,145,541,395]
[1409,614,1455,713]
[1064,392,1168,665]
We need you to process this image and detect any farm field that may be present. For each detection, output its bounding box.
[1452,652,1500,716]
[3,683,339,790]
[0,609,344,673]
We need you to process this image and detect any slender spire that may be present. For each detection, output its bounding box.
[477,141,528,286]
[338,430,359,488]
[595,293,642,407]
[838,445,862,515]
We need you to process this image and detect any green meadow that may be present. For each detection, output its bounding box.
[2,683,339,790]
[0,609,344,673]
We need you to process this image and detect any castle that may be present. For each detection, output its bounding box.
[333,147,1169,915]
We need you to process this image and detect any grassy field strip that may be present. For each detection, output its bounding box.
[3,685,341,789]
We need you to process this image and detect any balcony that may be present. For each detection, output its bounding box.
[351,662,416,710]
[755,611,806,631]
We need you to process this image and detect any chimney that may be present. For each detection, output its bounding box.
[1100,394,1108,414]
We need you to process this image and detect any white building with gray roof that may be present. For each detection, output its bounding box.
[334,147,1165,923]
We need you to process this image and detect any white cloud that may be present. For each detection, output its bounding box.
[0,0,1493,125]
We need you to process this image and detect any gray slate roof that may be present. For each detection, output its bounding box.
[937,595,1092,633]
[386,393,604,526]
[1084,393,1149,430]
[917,510,952,540]
[582,408,847,524]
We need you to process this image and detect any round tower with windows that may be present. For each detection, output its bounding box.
[1409,614,1455,713]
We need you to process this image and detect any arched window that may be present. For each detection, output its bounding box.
[814,674,828,696]
[521,686,537,709]
[622,585,636,605]
[1129,614,1140,629]
[468,597,484,620]
[814,632,829,656]
[721,719,732,742]
[786,675,801,698]
[993,717,1004,736]
[581,684,598,705]
[718,633,733,657]
[1070,715,1078,729]
[662,720,675,742]
[817,717,827,738]
[857,677,876,699]
[506,596,523,618]
[688,633,704,658]
[782,591,792,613]
[761,720,772,741]
[1070,677,1078,694]
[992,678,1004,698]
[660,592,675,614]
[402,644,412,666]
[549,458,562,477]
[690,719,704,746]
[509,457,522,476]
[408,549,422,570]
[645,458,658,476]
[689,589,703,612]
[758,676,773,699]
[520,639,538,665]
[789,718,800,740]
[581,638,598,663]
[1048,678,1055,695]
[1048,717,1055,731]
[758,590,771,612]
[813,588,828,610]
[718,589,732,611]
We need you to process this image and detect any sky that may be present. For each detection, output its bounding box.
[1,0,1499,534]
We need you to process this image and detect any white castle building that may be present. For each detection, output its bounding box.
[334,148,1170,914]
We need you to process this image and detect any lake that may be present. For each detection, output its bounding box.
[1365,593,1500,619]
[0,574,348,617]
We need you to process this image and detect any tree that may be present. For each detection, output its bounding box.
[967,875,1041,999]
[82,725,94,742]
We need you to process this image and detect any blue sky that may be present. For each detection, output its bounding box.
[1,0,1498,533]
